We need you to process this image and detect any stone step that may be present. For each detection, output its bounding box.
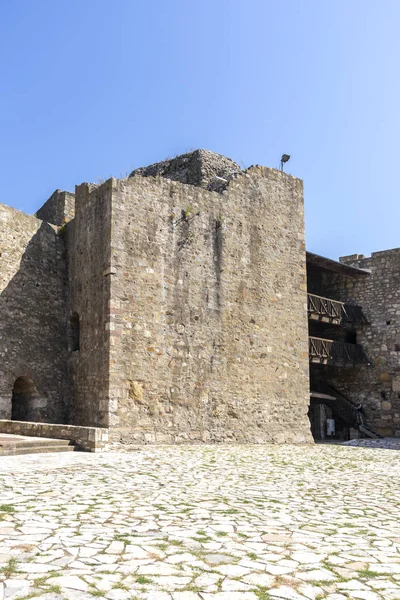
[359,424,382,439]
[0,433,77,456]
[2,438,73,449]
[0,444,77,456]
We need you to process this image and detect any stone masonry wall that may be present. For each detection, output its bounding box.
[36,190,75,226]
[0,204,69,422]
[327,249,400,436]
[130,149,242,193]
[106,167,312,444]
[0,420,108,452]
[67,182,112,426]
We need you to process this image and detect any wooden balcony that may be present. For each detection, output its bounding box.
[309,336,370,366]
[308,293,367,325]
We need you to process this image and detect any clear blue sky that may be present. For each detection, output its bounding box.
[1,0,399,259]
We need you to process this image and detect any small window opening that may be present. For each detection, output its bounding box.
[395,344,400,352]
[69,312,80,352]
[386,320,391,325]
[381,391,387,400]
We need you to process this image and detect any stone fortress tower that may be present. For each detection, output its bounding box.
[0,149,398,446]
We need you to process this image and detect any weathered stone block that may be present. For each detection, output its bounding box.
[392,379,400,392]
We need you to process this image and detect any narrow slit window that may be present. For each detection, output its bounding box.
[69,312,80,352]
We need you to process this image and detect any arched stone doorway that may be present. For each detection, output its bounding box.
[11,377,40,421]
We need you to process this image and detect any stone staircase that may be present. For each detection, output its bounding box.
[0,433,77,456]
[315,383,383,439]
[359,424,382,439]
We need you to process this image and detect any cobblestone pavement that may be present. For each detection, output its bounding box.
[1,444,400,600]
[343,438,400,450]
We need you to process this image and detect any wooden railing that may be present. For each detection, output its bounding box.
[309,336,369,365]
[307,293,367,325]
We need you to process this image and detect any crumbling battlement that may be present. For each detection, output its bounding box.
[340,247,400,268]
[35,189,75,226]
[130,149,243,193]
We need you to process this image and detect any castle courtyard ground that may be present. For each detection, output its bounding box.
[1,444,400,600]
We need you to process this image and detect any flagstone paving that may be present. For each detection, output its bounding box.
[0,444,400,600]
[343,438,400,450]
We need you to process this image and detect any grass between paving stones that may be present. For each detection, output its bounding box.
[0,503,14,513]
[32,576,49,587]
[43,584,62,594]
[253,589,271,599]
[247,552,259,560]
[114,533,131,542]
[112,581,129,591]
[89,586,106,597]
[358,568,385,579]
[154,542,169,551]
[135,575,153,585]
[192,535,212,542]
[180,583,203,593]
[0,557,19,578]
[16,593,41,600]
[168,539,185,547]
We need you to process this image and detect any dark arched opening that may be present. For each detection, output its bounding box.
[69,312,80,352]
[11,377,39,421]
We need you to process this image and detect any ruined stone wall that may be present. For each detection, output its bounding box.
[36,190,75,226]
[107,168,312,444]
[67,182,111,426]
[0,204,68,422]
[130,149,242,192]
[327,249,400,436]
